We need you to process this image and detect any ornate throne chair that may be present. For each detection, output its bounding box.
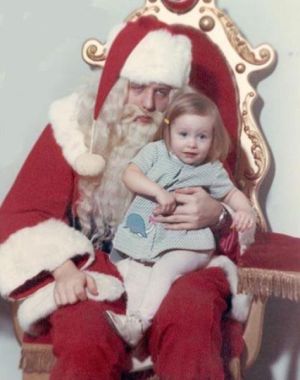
[12,1,300,379]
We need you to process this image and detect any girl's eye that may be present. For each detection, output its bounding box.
[198,134,207,139]
[179,132,188,137]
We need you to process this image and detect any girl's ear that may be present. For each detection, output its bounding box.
[163,123,171,148]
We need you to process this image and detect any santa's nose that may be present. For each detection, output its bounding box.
[141,89,155,112]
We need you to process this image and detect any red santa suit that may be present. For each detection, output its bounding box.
[0,16,249,380]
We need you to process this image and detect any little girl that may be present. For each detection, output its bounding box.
[106,90,255,346]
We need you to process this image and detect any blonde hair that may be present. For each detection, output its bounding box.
[160,89,231,162]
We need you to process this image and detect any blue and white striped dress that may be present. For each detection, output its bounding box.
[112,140,234,263]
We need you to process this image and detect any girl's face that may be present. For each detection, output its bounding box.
[169,113,214,165]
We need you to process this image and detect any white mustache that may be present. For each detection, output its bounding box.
[121,104,163,126]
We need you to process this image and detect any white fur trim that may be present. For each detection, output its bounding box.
[49,94,104,176]
[50,93,86,166]
[131,355,153,373]
[17,281,57,335]
[230,292,252,323]
[208,256,251,322]
[0,219,94,298]
[121,30,192,88]
[74,152,106,176]
[17,271,124,334]
[84,270,125,301]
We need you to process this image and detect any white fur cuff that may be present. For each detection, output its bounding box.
[0,219,94,298]
[50,93,106,177]
[208,256,252,322]
[121,30,191,88]
[18,271,125,334]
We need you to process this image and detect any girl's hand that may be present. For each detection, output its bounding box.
[53,260,98,306]
[153,187,222,230]
[232,210,256,232]
[154,190,176,215]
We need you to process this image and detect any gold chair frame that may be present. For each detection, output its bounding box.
[15,1,276,379]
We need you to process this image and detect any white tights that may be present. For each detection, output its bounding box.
[133,250,212,323]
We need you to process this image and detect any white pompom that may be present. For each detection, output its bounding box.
[74,152,106,176]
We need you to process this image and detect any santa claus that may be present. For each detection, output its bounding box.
[0,16,248,380]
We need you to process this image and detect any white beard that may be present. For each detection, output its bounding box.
[77,104,162,249]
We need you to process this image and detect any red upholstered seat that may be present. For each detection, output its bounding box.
[238,232,300,301]
[241,232,300,272]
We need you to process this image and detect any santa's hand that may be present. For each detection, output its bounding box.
[153,187,222,230]
[53,260,98,306]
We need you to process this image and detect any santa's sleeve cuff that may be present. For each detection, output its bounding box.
[18,270,124,335]
[208,255,252,323]
[0,219,94,298]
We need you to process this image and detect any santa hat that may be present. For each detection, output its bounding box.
[75,16,192,176]
[94,16,192,120]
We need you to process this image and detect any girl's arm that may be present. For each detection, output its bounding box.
[123,163,162,198]
[123,163,176,215]
[223,188,256,232]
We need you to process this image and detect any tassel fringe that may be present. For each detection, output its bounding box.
[20,344,55,373]
[19,343,158,379]
[238,268,300,301]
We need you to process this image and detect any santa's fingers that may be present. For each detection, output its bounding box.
[152,214,182,223]
[54,288,62,306]
[54,285,69,306]
[74,284,88,301]
[162,222,194,230]
[86,275,99,296]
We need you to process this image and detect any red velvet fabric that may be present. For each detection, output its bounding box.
[149,267,232,380]
[0,126,75,244]
[49,254,127,380]
[23,253,241,380]
[239,231,300,271]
